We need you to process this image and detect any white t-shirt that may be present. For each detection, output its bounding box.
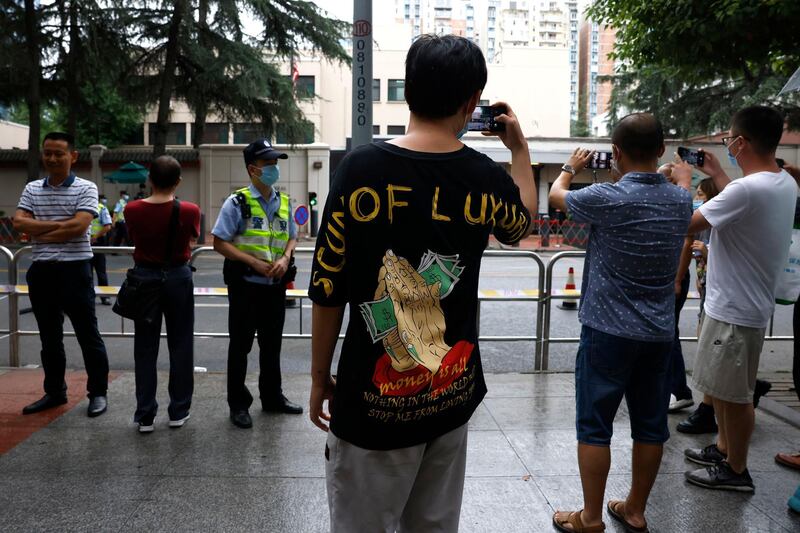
[700,169,797,328]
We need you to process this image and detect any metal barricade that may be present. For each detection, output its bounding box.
[5,244,558,371]
[541,250,793,370]
[1,245,15,365]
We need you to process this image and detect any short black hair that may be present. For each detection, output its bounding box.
[731,106,784,155]
[149,155,181,189]
[42,131,75,150]
[611,113,664,162]
[405,34,487,119]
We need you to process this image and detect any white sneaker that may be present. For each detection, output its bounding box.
[668,395,695,413]
[138,421,154,433]
[169,414,190,428]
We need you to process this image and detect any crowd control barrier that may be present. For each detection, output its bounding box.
[4,246,547,369]
[3,246,793,370]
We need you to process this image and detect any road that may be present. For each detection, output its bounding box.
[0,248,795,375]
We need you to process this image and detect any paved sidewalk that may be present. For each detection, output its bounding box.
[1,369,799,532]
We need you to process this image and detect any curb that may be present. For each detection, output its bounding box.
[758,396,800,430]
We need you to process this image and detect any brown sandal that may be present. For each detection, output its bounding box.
[552,510,606,532]
[775,452,800,471]
[606,500,649,533]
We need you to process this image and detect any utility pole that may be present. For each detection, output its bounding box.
[351,0,373,149]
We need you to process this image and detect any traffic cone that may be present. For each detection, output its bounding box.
[558,267,579,310]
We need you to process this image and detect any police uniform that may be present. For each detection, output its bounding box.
[90,202,112,303]
[211,140,301,424]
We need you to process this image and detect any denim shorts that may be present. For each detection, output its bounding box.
[575,326,672,446]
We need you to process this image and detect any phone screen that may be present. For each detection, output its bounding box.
[678,147,705,166]
[467,105,506,132]
[588,151,613,170]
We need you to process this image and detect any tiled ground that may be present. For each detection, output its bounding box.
[1,370,799,532]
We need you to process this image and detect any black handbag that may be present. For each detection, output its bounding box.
[113,200,181,323]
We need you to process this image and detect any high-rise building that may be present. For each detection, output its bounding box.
[579,20,616,135]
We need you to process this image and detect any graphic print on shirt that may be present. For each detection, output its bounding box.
[359,249,475,400]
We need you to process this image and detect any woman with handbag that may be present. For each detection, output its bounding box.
[122,155,200,433]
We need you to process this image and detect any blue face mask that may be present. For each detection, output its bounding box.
[258,165,280,186]
[692,200,704,210]
[456,123,469,140]
[727,137,740,168]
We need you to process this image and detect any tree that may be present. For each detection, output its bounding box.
[571,92,590,137]
[135,0,350,155]
[587,0,800,136]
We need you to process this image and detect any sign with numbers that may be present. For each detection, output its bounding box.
[351,2,373,149]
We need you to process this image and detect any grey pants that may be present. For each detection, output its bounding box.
[325,423,469,533]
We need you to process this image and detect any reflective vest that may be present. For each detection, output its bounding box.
[91,203,108,237]
[114,199,126,222]
[232,187,290,263]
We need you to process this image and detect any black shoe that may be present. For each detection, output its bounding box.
[230,410,253,428]
[753,379,772,408]
[22,394,67,415]
[685,444,727,466]
[100,297,111,306]
[685,461,754,492]
[87,395,107,417]
[262,394,303,415]
[677,403,718,434]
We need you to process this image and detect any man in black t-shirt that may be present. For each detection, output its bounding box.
[308,34,537,532]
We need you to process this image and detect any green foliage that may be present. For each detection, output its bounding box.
[587,0,800,136]
[571,92,590,137]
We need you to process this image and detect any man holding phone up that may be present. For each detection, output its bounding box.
[673,106,796,493]
[308,35,536,532]
[549,114,691,533]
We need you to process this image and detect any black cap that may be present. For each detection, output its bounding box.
[243,138,288,166]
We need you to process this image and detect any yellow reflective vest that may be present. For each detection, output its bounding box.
[232,187,290,263]
[91,203,108,237]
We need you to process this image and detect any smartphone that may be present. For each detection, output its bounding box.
[776,158,786,168]
[587,151,613,170]
[678,146,705,166]
[467,105,506,132]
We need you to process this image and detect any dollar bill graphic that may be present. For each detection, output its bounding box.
[360,294,397,342]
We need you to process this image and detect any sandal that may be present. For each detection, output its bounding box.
[775,452,800,472]
[606,501,649,533]
[552,510,606,532]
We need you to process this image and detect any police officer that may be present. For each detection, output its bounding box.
[112,190,129,246]
[211,139,302,429]
[90,195,113,305]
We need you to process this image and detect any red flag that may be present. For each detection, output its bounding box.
[291,62,300,89]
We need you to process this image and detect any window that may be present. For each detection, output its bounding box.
[387,125,406,135]
[373,125,380,135]
[194,122,229,144]
[372,79,381,101]
[233,123,267,144]
[276,121,315,144]
[293,75,315,99]
[388,79,405,101]
[123,126,144,145]
[148,123,186,145]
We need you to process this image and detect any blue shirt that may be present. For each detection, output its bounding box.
[566,172,692,342]
[98,204,112,226]
[211,184,296,285]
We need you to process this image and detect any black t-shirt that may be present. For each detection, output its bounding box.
[309,141,531,450]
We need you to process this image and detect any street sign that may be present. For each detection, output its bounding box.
[294,204,309,226]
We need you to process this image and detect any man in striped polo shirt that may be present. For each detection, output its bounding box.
[13,132,110,417]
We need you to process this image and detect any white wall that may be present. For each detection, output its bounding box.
[0,121,29,149]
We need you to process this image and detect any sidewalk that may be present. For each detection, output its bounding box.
[1,368,799,532]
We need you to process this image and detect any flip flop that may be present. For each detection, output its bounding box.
[552,510,606,532]
[775,452,800,472]
[606,501,649,533]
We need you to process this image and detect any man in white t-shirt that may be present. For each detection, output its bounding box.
[673,106,797,492]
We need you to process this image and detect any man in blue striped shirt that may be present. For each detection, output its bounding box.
[13,132,110,417]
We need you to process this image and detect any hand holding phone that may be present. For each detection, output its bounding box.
[677,146,705,166]
[467,105,507,133]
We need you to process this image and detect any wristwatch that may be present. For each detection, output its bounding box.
[561,164,576,176]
